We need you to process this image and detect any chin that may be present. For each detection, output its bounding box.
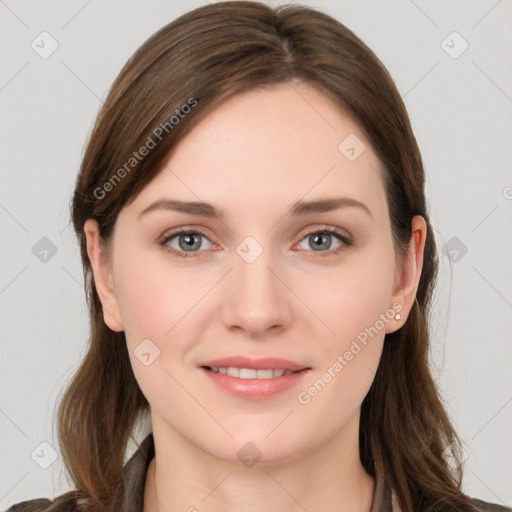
[206,427,313,467]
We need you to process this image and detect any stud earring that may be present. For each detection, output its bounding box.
[395,313,401,320]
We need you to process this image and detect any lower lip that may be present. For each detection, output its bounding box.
[200,367,310,399]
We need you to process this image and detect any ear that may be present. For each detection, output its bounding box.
[83,219,124,332]
[385,215,427,333]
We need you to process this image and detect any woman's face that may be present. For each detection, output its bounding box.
[86,81,425,465]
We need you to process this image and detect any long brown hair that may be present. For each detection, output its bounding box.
[53,2,478,511]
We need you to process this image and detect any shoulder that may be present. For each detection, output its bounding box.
[468,496,512,512]
[4,433,155,512]
[4,496,77,512]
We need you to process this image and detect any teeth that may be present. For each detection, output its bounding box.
[208,367,295,379]
[226,367,239,378]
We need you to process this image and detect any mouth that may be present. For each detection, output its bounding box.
[198,357,311,399]
[199,356,310,375]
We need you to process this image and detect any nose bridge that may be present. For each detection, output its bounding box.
[221,236,291,334]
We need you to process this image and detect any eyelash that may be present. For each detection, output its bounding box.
[158,226,353,259]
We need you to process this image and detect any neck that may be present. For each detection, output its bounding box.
[144,413,376,512]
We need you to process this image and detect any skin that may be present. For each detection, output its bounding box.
[85,80,426,512]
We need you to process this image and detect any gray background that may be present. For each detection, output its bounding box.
[1,0,511,509]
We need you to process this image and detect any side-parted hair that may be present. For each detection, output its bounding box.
[53,2,477,511]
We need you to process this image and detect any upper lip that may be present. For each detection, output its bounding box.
[200,356,310,372]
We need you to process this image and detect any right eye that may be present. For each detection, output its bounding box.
[159,229,215,258]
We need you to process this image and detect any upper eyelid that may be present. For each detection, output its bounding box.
[160,227,215,245]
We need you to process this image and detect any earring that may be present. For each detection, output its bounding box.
[395,313,401,320]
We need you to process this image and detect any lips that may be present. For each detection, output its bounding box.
[199,357,311,399]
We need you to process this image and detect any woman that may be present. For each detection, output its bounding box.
[6,2,511,511]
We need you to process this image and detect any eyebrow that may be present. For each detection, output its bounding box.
[138,196,372,220]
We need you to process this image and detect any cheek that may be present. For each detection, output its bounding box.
[113,246,205,341]
[113,257,205,408]
[112,251,218,403]
[307,245,396,347]
[297,243,395,398]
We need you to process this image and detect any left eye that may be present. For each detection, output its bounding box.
[296,229,348,252]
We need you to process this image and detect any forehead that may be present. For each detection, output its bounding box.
[129,82,388,222]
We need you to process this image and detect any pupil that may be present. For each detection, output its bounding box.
[181,234,200,250]
[312,233,329,250]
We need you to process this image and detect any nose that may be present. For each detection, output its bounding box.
[219,244,293,338]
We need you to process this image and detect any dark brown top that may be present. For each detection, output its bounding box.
[5,433,511,512]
